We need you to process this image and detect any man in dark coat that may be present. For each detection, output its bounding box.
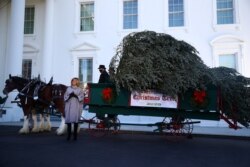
[98,65,110,83]
[97,65,117,122]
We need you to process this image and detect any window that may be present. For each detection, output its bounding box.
[123,0,138,29]
[71,42,97,82]
[217,0,234,24]
[22,59,32,79]
[24,6,35,34]
[219,54,236,69]
[168,0,184,27]
[79,58,93,84]
[210,35,244,73]
[80,2,94,31]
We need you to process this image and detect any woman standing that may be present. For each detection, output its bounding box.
[64,77,84,141]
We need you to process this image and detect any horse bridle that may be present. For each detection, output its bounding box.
[16,79,35,98]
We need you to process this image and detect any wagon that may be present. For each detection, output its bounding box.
[85,83,221,137]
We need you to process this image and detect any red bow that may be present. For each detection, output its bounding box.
[193,90,206,104]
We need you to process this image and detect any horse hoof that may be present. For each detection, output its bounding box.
[56,129,66,135]
[56,131,63,135]
[45,126,51,131]
[19,129,29,134]
[31,128,39,133]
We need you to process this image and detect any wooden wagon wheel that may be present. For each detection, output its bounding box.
[169,116,193,137]
[180,118,193,137]
[169,116,183,135]
[107,117,121,134]
[160,117,172,134]
[88,116,108,137]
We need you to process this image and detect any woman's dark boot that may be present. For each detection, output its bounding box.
[73,123,78,141]
[67,123,71,141]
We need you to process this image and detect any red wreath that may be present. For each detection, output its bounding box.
[102,88,115,103]
[191,89,209,108]
[193,90,206,104]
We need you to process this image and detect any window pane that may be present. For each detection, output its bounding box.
[219,54,236,69]
[81,18,94,31]
[79,59,93,84]
[217,0,234,24]
[80,3,94,31]
[168,0,184,27]
[24,7,35,34]
[123,0,138,29]
[217,0,233,9]
[22,59,32,79]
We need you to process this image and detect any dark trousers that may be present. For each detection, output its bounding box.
[66,123,78,141]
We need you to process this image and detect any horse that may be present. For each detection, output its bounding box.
[2,74,50,134]
[37,78,67,135]
[3,75,76,135]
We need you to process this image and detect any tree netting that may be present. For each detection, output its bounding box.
[109,31,213,96]
[109,31,250,127]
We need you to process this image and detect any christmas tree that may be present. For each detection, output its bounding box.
[109,31,250,127]
[210,67,250,127]
[109,31,213,96]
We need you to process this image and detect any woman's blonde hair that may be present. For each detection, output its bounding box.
[71,77,80,87]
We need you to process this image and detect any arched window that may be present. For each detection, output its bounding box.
[70,42,99,85]
[210,35,245,73]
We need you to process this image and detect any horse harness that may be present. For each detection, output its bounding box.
[15,79,45,106]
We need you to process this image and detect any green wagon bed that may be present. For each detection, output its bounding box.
[87,83,220,120]
[84,83,221,137]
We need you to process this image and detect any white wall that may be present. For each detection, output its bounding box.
[41,0,250,84]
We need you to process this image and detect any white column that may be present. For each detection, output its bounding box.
[41,0,54,82]
[5,0,25,76]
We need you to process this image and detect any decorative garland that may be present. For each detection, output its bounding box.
[191,89,209,108]
[102,87,116,104]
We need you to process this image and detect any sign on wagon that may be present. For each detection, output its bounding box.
[130,90,178,108]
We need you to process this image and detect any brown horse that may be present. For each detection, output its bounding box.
[3,75,68,135]
[38,79,67,135]
[3,75,48,133]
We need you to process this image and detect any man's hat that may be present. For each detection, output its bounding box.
[98,65,106,69]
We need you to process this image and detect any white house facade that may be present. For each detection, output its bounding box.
[0,0,250,126]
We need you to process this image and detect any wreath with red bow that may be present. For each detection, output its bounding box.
[102,87,116,104]
[190,89,209,108]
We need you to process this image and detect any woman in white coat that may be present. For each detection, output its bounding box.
[64,78,84,141]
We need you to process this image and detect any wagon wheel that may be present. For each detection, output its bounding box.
[168,116,185,136]
[160,117,172,135]
[181,118,193,137]
[88,116,108,137]
[107,117,121,134]
[169,116,193,137]
[169,119,182,135]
